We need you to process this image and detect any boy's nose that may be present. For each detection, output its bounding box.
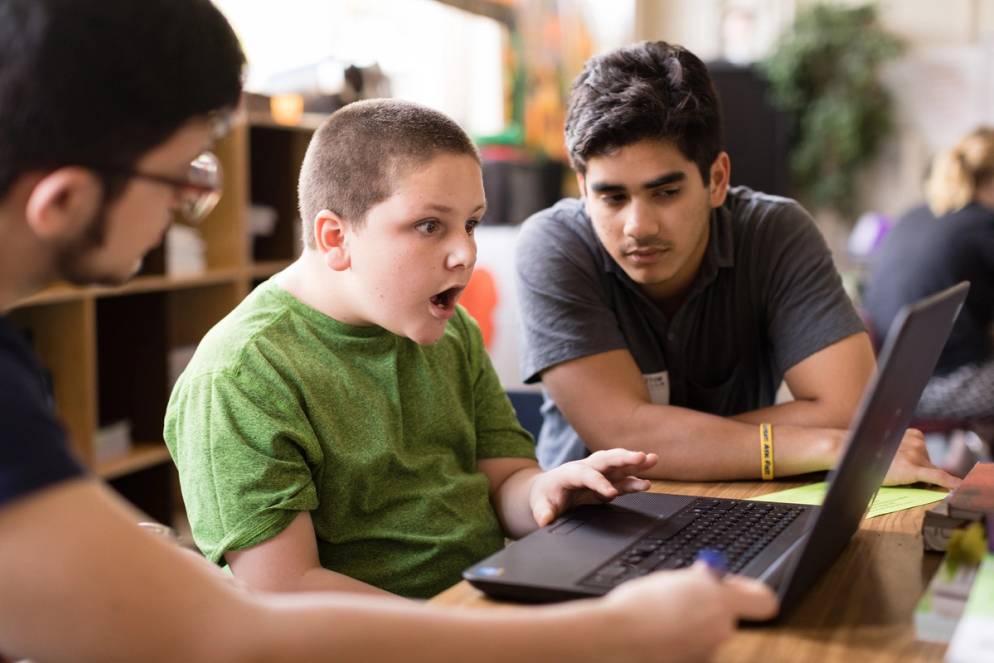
[446,235,477,271]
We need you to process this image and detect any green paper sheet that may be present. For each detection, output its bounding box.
[962,554,994,617]
[945,555,994,662]
[752,482,947,519]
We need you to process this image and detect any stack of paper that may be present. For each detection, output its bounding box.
[946,552,994,662]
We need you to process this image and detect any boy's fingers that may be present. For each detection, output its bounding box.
[613,476,652,494]
[721,575,779,620]
[585,449,649,474]
[534,504,556,527]
[531,495,559,527]
[579,467,620,499]
[594,455,659,483]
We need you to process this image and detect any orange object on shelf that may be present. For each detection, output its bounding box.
[460,267,498,349]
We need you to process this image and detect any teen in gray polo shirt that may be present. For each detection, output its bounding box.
[515,41,958,489]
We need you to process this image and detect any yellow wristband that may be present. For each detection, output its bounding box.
[760,423,775,480]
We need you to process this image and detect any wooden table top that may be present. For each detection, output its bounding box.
[430,479,948,663]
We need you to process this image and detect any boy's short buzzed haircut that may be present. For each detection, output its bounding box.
[565,41,724,184]
[0,0,244,200]
[298,99,480,247]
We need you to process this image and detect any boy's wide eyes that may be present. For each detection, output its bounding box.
[415,219,441,235]
[415,218,481,236]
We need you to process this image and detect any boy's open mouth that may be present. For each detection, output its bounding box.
[430,285,464,312]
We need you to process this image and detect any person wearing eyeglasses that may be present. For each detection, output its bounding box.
[0,2,777,662]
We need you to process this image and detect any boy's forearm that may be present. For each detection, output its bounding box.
[492,466,544,538]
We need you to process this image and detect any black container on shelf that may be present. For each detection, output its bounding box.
[481,158,564,226]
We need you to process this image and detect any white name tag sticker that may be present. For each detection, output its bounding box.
[643,371,670,405]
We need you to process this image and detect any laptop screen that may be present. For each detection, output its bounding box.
[774,282,968,612]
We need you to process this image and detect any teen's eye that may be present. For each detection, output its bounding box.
[654,188,681,198]
[465,218,480,235]
[415,219,441,235]
[601,193,628,207]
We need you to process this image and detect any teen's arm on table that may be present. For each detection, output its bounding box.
[731,332,873,428]
[541,345,959,488]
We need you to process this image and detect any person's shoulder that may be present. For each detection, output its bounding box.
[518,197,593,245]
[0,343,41,402]
[179,282,298,382]
[725,186,820,245]
[0,321,47,397]
[726,186,812,226]
[947,202,994,230]
[516,197,604,274]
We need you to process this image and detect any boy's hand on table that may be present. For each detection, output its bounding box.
[529,449,658,527]
[882,428,961,489]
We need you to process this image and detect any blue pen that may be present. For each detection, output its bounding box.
[696,548,728,579]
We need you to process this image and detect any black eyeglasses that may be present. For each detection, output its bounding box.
[101,151,223,224]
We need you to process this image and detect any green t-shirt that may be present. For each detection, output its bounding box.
[164,280,535,598]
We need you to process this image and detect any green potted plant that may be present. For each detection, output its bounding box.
[759,3,904,217]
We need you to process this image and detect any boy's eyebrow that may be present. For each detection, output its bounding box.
[421,202,487,215]
[589,171,686,194]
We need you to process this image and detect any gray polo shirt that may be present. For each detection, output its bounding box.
[515,186,864,469]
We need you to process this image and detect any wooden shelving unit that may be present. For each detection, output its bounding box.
[7,117,317,522]
[96,443,174,481]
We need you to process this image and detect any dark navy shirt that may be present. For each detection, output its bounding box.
[0,314,85,509]
[864,203,994,376]
[516,187,864,468]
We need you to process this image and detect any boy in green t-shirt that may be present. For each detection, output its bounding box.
[165,99,659,599]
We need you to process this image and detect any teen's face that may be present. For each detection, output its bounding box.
[346,152,485,345]
[59,120,214,285]
[580,139,729,304]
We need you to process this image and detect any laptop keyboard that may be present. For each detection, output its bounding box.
[580,498,806,590]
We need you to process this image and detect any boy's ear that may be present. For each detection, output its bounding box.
[708,152,731,208]
[24,168,103,241]
[313,209,351,271]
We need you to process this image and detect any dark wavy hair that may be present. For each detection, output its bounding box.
[565,41,723,184]
[0,0,244,199]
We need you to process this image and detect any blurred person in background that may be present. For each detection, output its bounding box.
[863,127,994,467]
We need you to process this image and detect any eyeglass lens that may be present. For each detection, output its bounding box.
[181,151,223,223]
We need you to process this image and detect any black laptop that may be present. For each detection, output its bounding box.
[464,282,969,617]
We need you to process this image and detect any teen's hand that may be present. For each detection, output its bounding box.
[882,428,961,489]
[599,564,778,663]
[528,449,658,527]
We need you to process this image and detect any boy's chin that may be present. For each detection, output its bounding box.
[401,321,449,346]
